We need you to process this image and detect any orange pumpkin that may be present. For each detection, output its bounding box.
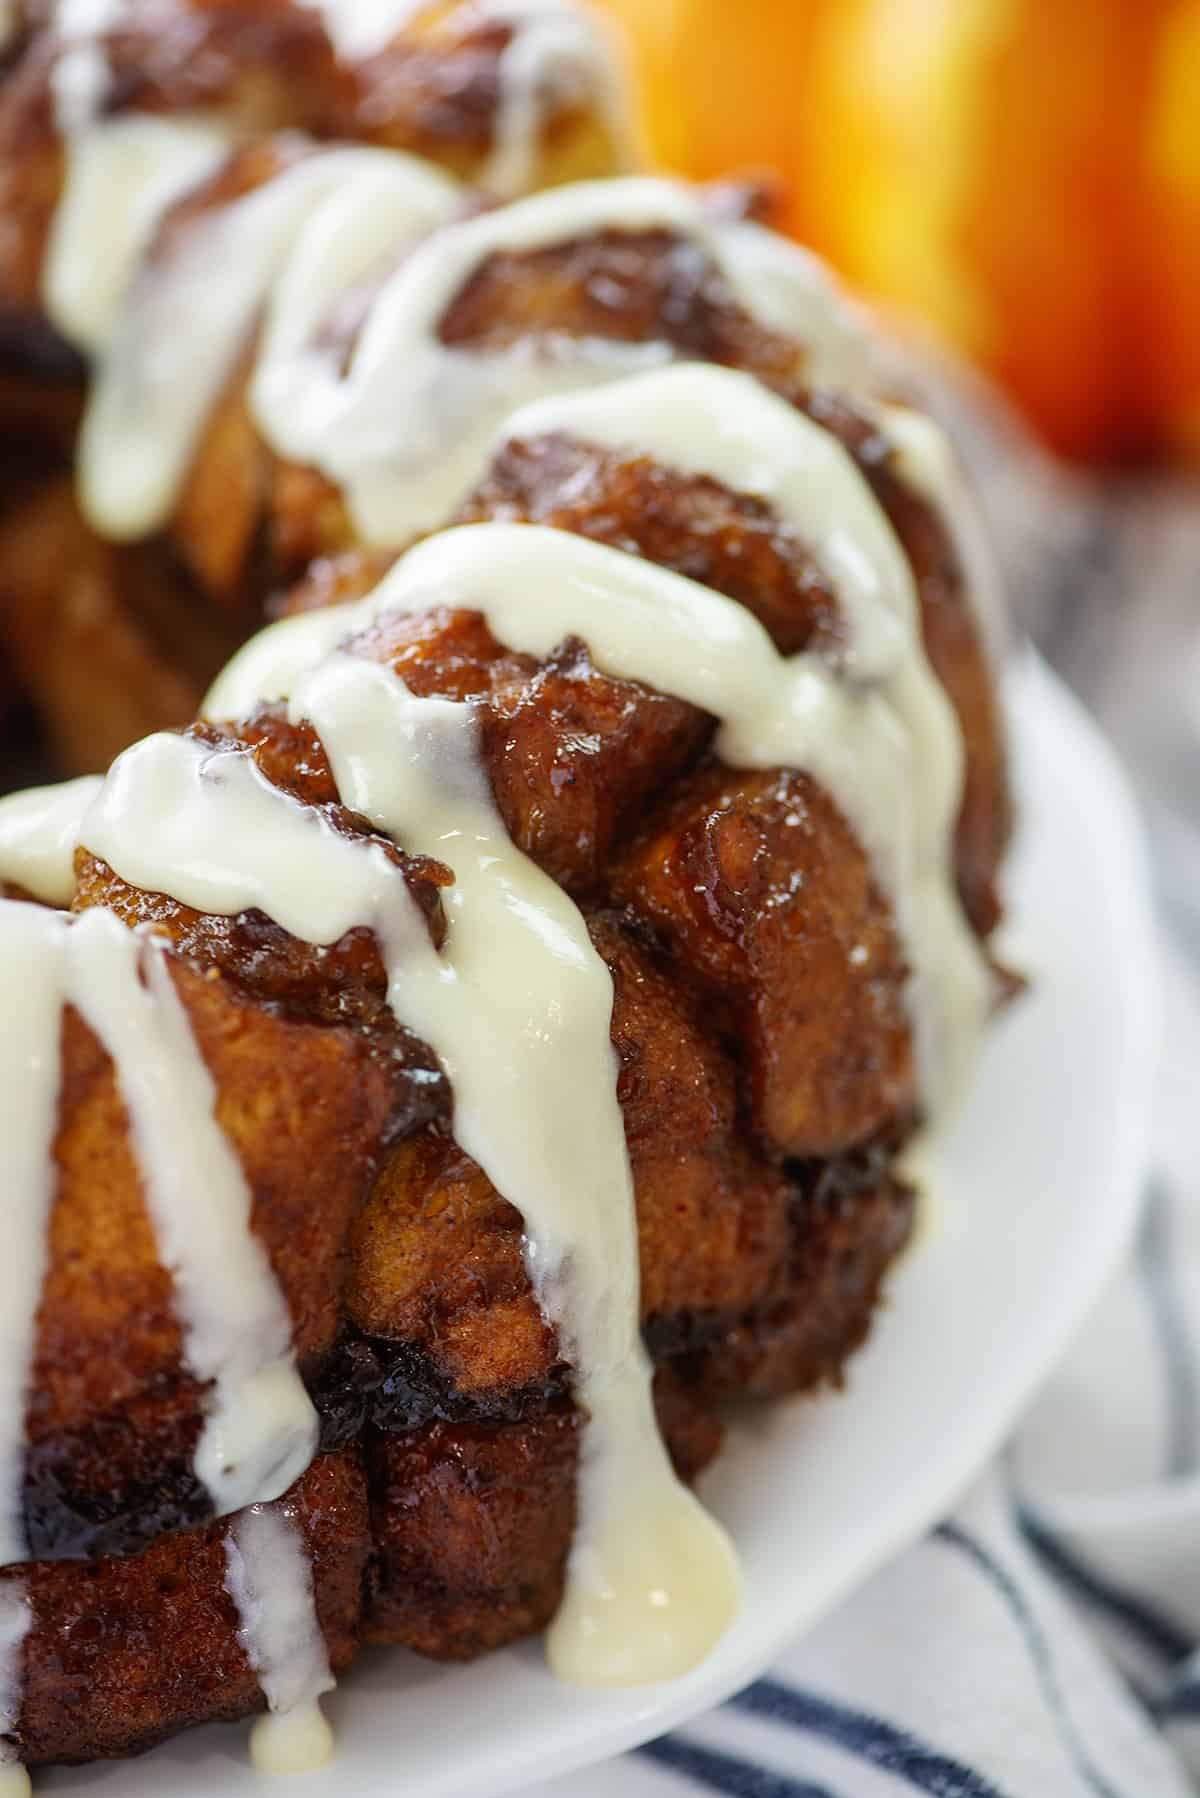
[600,0,1200,464]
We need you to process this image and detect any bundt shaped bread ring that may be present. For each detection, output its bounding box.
[0,390,1004,1764]
[0,5,1009,1775]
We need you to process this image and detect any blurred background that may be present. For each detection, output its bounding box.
[599,0,1200,470]
[598,0,1200,954]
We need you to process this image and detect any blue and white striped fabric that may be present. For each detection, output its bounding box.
[532,476,1200,1798]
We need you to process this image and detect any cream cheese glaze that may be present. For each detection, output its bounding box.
[224,1503,335,1774]
[880,400,1007,668]
[211,501,991,1107]
[2,119,1003,1761]
[74,685,742,1687]
[44,115,232,357]
[65,157,867,543]
[76,146,461,540]
[48,0,127,136]
[0,777,101,906]
[0,899,319,1566]
[301,0,629,194]
[250,178,869,545]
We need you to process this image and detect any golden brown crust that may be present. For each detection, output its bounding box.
[22,956,424,1558]
[0,0,626,342]
[0,125,1005,1772]
[11,547,930,1576]
[459,435,844,659]
[10,1448,367,1767]
[365,1411,578,1659]
[364,1366,725,1663]
[0,209,1009,941]
[663,1148,916,1401]
[0,478,240,773]
[614,765,915,1158]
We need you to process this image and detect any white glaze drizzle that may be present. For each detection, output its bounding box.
[297,0,426,62]
[481,0,631,197]
[0,777,100,905]
[296,0,628,194]
[506,364,911,680]
[45,115,231,358]
[49,0,126,136]
[251,175,869,547]
[71,167,867,544]
[0,1583,31,1797]
[224,1503,334,1775]
[82,732,402,935]
[0,898,319,1569]
[0,904,67,1570]
[211,496,990,1107]
[77,146,460,540]
[880,400,1007,670]
[71,913,319,1513]
[288,653,740,1682]
[75,695,741,1684]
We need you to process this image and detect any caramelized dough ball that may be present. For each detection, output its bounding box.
[458,434,844,659]
[366,1413,578,1660]
[10,1450,366,1767]
[365,1369,721,1663]
[614,763,915,1157]
[346,605,710,895]
[349,911,795,1395]
[349,1128,557,1399]
[670,1151,916,1402]
[0,479,240,774]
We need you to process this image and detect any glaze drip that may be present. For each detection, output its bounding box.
[0,778,102,906]
[45,115,231,358]
[0,905,73,1570]
[73,682,742,1683]
[0,901,317,1571]
[66,160,867,544]
[212,461,990,1110]
[224,1503,335,1775]
[49,0,128,135]
[76,147,459,539]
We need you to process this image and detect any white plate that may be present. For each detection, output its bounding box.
[45,651,1159,1797]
